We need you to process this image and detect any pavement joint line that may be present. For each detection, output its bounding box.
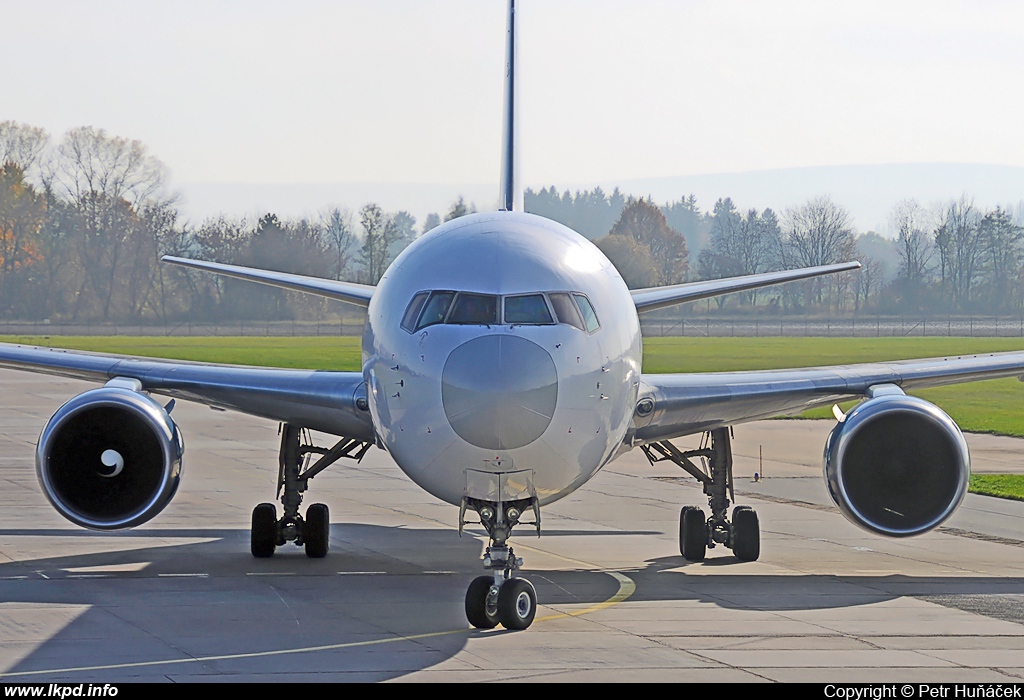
[693,484,1024,550]
[0,569,634,679]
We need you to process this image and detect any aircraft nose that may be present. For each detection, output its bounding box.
[441,335,557,450]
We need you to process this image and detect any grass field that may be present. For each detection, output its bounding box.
[3,334,1024,437]
[969,474,1024,501]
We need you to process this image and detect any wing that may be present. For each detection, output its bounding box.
[162,256,375,307]
[631,262,861,313]
[633,351,1024,444]
[0,343,374,441]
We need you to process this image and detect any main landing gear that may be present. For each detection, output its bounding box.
[251,423,371,559]
[642,426,760,562]
[461,495,541,630]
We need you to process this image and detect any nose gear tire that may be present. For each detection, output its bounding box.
[466,575,500,629]
[497,577,537,630]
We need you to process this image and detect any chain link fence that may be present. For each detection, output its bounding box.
[1,314,1023,338]
[638,315,1024,337]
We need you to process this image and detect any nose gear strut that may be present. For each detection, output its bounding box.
[461,495,540,630]
[250,423,371,559]
[642,426,760,562]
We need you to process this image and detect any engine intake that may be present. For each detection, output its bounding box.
[36,385,183,530]
[824,390,969,537]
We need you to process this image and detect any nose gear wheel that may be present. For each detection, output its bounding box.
[461,494,541,630]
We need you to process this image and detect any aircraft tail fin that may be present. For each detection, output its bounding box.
[498,0,521,212]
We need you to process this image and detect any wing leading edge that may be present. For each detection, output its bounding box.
[634,351,1024,444]
[0,343,374,442]
[631,261,861,313]
[162,256,375,307]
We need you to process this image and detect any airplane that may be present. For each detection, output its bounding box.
[1,0,1022,632]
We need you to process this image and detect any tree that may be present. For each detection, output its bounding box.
[444,196,475,222]
[595,234,659,289]
[52,127,166,206]
[422,212,441,235]
[890,200,932,284]
[525,186,627,240]
[661,194,710,256]
[320,207,356,281]
[977,207,1024,311]
[0,121,49,177]
[387,210,417,261]
[606,198,688,286]
[0,163,47,313]
[359,203,401,284]
[934,196,982,310]
[781,196,856,308]
[884,200,933,312]
[698,201,779,306]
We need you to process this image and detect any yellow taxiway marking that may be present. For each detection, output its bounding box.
[0,570,634,679]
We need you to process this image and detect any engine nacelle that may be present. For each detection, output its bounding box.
[824,390,969,537]
[36,384,183,530]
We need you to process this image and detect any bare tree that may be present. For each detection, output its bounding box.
[320,207,355,281]
[52,127,166,206]
[699,200,780,306]
[782,196,856,308]
[359,204,401,285]
[890,199,932,283]
[0,121,49,176]
[933,196,982,309]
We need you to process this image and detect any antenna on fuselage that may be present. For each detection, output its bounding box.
[498,0,522,212]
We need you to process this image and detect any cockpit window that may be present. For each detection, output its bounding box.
[447,293,499,325]
[504,294,554,325]
[573,293,600,333]
[548,292,585,331]
[402,289,597,333]
[415,291,455,330]
[401,292,429,332]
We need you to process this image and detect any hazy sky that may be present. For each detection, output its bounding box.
[5,0,1023,189]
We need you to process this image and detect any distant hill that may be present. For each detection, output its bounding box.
[175,163,1024,235]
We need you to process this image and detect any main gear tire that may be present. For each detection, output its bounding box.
[732,506,760,562]
[680,506,708,561]
[251,502,278,558]
[304,503,330,558]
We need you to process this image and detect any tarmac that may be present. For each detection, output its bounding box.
[0,369,1023,682]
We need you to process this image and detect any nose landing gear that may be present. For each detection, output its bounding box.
[461,495,540,630]
[643,426,760,562]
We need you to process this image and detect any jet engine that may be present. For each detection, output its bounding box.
[36,382,183,530]
[823,388,969,537]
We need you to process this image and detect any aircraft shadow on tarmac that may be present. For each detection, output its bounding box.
[1,524,1022,680]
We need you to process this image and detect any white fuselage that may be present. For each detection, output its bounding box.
[362,211,642,506]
